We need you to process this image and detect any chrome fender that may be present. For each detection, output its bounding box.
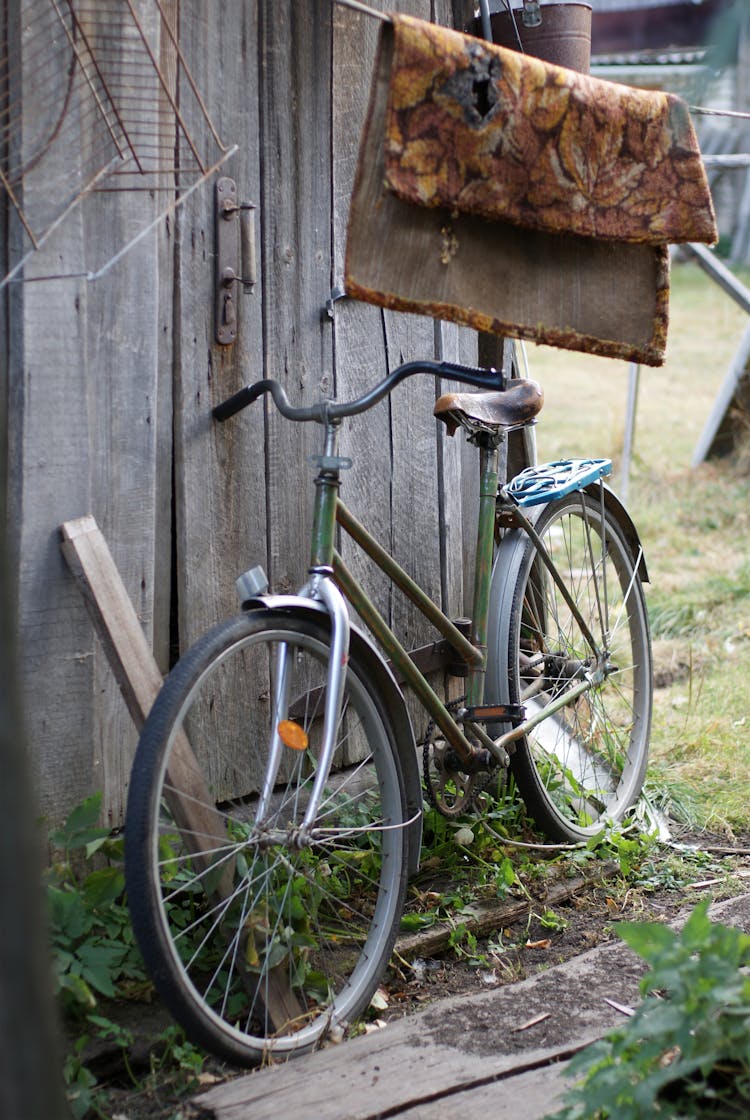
[242,595,422,876]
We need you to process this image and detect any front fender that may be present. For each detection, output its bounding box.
[243,595,423,876]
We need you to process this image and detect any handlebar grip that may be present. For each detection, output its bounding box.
[212,382,268,422]
[437,361,505,390]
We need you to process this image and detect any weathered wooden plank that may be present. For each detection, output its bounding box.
[173,0,266,646]
[7,1,166,827]
[153,0,179,676]
[190,893,750,1120]
[59,515,228,851]
[59,513,304,1024]
[261,0,334,602]
[435,319,479,622]
[60,516,165,727]
[195,936,649,1120]
[332,0,393,635]
[8,0,95,827]
[71,0,164,826]
[82,206,161,825]
[171,1,269,796]
[394,864,616,959]
[378,1,446,742]
[393,1063,571,1120]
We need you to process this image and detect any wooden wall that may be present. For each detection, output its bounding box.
[3,0,481,828]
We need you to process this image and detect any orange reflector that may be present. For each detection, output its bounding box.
[277,719,308,751]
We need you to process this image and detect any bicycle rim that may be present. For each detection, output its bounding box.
[126,611,408,1065]
[505,493,652,841]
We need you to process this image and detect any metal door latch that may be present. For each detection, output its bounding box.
[215,177,257,345]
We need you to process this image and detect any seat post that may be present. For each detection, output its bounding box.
[467,431,507,707]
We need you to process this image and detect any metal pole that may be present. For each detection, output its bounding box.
[621,362,640,503]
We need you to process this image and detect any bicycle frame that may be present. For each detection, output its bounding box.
[296,414,610,806]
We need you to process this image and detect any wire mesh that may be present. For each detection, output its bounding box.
[0,0,234,286]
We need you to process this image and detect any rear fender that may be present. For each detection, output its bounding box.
[586,483,649,583]
[486,483,648,709]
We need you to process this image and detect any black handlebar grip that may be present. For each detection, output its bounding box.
[438,361,503,386]
[212,382,266,422]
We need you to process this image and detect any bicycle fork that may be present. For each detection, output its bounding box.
[254,419,352,836]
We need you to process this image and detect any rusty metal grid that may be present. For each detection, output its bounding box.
[0,0,235,286]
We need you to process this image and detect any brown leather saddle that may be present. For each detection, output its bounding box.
[434,378,543,437]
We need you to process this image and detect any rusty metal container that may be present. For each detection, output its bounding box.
[469,3,593,74]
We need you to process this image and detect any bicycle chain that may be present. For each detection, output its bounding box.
[421,698,498,819]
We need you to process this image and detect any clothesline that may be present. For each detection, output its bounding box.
[690,106,750,120]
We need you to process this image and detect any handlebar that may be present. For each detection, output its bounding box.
[212,360,506,424]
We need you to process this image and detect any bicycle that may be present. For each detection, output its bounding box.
[125,358,652,1066]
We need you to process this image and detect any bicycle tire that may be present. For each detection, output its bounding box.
[125,608,409,1065]
[488,492,652,842]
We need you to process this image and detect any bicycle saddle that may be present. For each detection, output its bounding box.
[434,378,543,437]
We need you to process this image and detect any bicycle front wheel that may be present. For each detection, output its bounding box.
[125,609,409,1065]
[489,492,652,842]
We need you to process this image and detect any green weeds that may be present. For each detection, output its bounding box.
[546,900,750,1120]
[47,793,207,1120]
[49,781,746,1116]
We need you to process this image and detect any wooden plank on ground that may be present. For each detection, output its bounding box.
[394,864,616,960]
[196,893,750,1120]
[195,937,648,1120]
[393,1063,571,1120]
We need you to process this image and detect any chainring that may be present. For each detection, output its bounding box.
[422,701,498,818]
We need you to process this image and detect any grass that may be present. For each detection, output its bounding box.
[527,259,750,833]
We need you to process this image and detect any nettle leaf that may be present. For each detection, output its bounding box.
[49,793,109,853]
[76,941,128,997]
[616,918,676,961]
[548,904,750,1120]
[82,866,125,908]
[48,887,93,941]
[58,971,97,1010]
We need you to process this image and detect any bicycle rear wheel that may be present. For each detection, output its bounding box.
[489,491,652,842]
[125,609,409,1065]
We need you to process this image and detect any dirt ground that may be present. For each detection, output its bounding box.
[80,829,750,1120]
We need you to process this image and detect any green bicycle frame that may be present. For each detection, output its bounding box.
[306,419,508,768]
[304,416,608,772]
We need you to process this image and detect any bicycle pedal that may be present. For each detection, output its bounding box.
[507,458,612,507]
[464,703,525,725]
